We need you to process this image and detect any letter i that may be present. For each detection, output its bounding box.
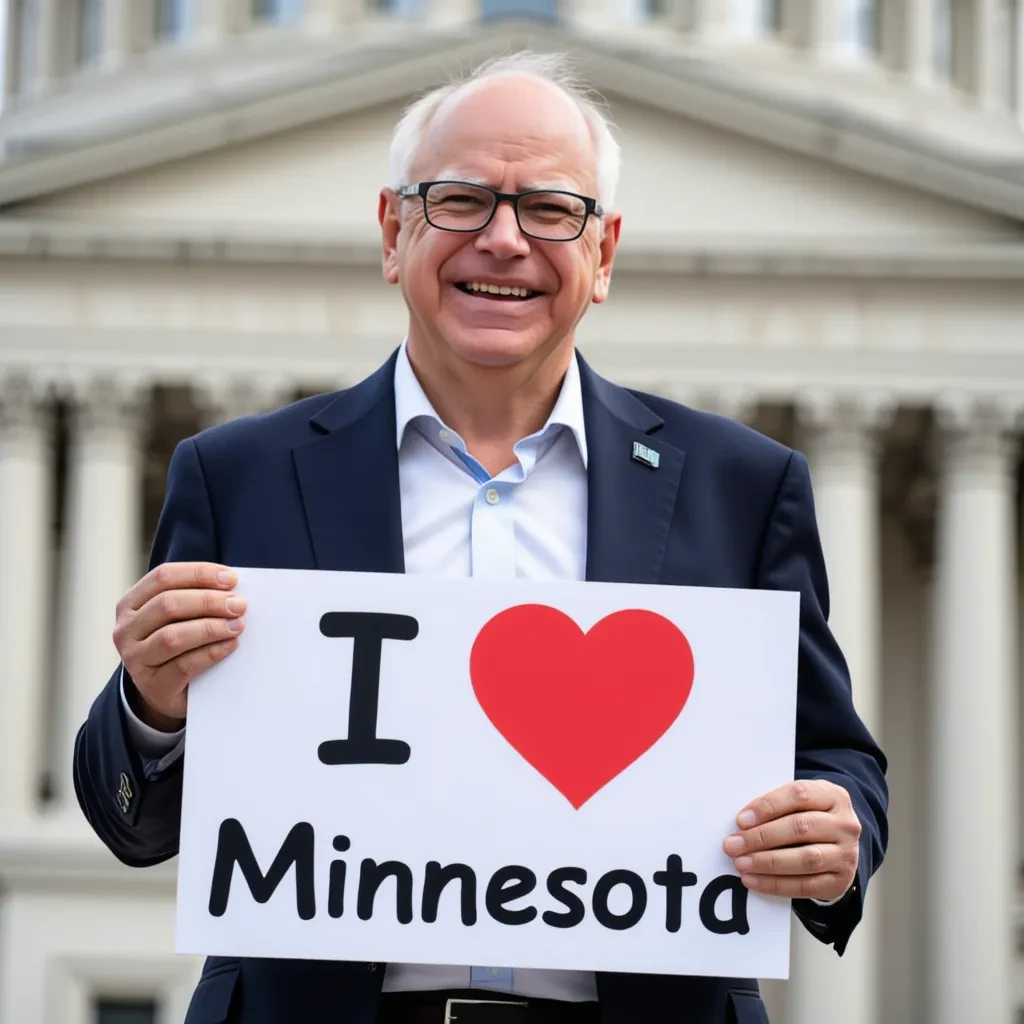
[329,836,351,919]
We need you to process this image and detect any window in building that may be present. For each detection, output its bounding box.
[252,0,304,22]
[368,0,422,15]
[78,0,104,67]
[836,0,880,59]
[641,0,668,19]
[729,0,783,38]
[154,0,192,40]
[480,0,557,22]
[93,998,158,1024]
[13,0,39,93]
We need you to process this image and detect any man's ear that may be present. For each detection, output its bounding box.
[379,189,401,285]
[592,212,622,305]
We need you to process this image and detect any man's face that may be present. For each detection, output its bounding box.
[379,74,622,372]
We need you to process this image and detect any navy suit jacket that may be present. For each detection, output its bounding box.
[74,350,887,1024]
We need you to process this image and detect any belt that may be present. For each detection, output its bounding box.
[376,989,601,1024]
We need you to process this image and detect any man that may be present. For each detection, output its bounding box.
[74,51,887,1024]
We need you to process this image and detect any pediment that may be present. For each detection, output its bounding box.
[8,91,1019,245]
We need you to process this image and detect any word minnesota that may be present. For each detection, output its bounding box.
[208,820,751,935]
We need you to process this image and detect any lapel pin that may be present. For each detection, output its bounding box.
[632,441,660,469]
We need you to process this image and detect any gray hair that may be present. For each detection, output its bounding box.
[387,51,621,208]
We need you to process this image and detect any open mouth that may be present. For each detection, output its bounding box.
[455,282,541,301]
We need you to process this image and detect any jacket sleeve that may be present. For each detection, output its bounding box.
[755,450,889,955]
[73,437,218,867]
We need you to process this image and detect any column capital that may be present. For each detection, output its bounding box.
[0,371,51,434]
[795,390,896,460]
[933,392,1023,468]
[65,374,148,439]
[670,383,759,424]
[194,373,288,427]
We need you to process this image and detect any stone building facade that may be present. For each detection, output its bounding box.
[0,2,1023,1023]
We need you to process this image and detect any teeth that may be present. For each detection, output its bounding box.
[464,282,534,298]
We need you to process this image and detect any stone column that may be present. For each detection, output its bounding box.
[968,0,1002,107]
[2,0,16,100]
[101,0,139,71]
[24,0,62,96]
[54,378,144,809]
[787,394,890,1024]
[304,0,366,28]
[194,0,250,46]
[1013,0,1024,116]
[901,0,935,87]
[690,0,733,39]
[927,396,1019,1024]
[804,0,842,61]
[0,374,52,820]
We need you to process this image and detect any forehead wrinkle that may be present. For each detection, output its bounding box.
[430,170,586,194]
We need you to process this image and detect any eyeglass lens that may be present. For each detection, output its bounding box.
[424,182,587,240]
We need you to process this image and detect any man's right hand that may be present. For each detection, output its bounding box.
[113,562,246,732]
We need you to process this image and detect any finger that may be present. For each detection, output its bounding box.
[736,780,838,829]
[150,637,242,698]
[139,616,246,670]
[126,588,246,644]
[724,811,836,855]
[739,871,848,901]
[122,563,237,614]
[732,844,841,877]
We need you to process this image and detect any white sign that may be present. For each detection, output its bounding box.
[176,569,799,979]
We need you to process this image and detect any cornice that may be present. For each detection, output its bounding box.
[0,23,1022,221]
[0,819,178,893]
[3,218,1024,278]
[4,338,1024,416]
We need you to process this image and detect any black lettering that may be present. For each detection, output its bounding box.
[653,855,697,933]
[357,858,414,924]
[592,869,647,931]
[208,819,315,921]
[422,862,477,925]
[542,867,587,928]
[486,866,538,925]
[328,835,351,919]
[699,875,750,935]
[318,612,419,766]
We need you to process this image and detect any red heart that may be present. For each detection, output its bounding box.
[470,604,695,809]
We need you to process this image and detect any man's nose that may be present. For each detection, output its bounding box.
[474,201,531,258]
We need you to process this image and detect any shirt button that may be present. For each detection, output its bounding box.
[439,429,453,444]
[485,488,500,505]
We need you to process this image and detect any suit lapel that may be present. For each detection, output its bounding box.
[578,354,685,586]
[291,354,405,575]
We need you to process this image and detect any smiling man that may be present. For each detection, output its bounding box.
[74,52,887,1024]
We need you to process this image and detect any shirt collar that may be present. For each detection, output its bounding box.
[394,340,588,469]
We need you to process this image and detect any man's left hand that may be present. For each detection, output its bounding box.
[722,780,861,902]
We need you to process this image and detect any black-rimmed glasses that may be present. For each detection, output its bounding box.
[396,180,603,242]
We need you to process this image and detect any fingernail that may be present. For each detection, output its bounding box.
[225,597,246,615]
[227,617,245,632]
[724,835,744,855]
[742,874,761,890]
[737,810,757,828]
[735,856,753,871]
[217,570,235,586]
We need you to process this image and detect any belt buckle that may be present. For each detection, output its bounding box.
[444,998,528,1023]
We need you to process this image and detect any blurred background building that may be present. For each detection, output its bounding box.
[0,1,1022,1023]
